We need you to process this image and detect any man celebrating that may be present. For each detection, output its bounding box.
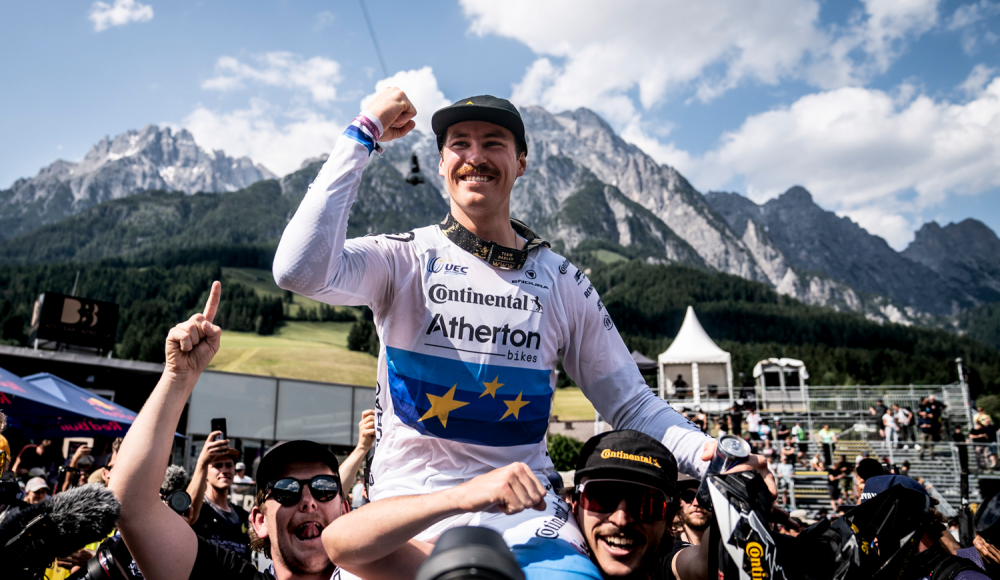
[111,283,352,580]
[322,430,712,580]
[274,88,770,576]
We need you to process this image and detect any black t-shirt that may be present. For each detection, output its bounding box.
[192,498,251,559]
[190,538,346,580]
[657,538,693,580]
[191,537,268,580]
[873,404,888,420]
[775,425,791,440]
[926,401,945,420]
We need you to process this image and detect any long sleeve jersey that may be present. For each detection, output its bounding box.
[273,113,712,499]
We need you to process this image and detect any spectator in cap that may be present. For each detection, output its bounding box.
[233,462,253,486]
[673,473,710,545]
[185,433,250,558]
[24,476,50,504]
[572,430,715,580]
[111,284,352,580]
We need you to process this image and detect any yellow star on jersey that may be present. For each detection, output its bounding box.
[500,392,530,421]
[419,384,469,428]
[480,376,505,398]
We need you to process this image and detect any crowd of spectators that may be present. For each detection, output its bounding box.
[3,303,1000,580]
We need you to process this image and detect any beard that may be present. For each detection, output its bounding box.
[682,510,710,531]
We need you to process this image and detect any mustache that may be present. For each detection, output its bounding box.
[594,524,647,545]
[455,164,499,178]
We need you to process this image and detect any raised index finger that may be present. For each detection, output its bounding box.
[203,281,221,323]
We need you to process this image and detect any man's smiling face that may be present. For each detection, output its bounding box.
[251,461,346,576]
[573,478,669,578]
[439,120,526,221]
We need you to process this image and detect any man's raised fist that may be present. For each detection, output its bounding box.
[365,87,417,142]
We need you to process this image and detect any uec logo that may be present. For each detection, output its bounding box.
[427,257,469,276]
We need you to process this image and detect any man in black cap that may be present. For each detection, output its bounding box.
[272,87,776,576]
[320,430,714,580]
[111,284,354,580]
[571,430,709,580]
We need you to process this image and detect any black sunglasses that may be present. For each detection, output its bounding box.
[678,489,698,504]
[575,479,671,522]
[265,475,341,506]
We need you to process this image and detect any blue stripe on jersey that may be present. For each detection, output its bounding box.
[386,347,551,446]
[343,125,374,154]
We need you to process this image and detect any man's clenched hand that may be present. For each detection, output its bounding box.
[365,87,417,142]
[357,409,376,452]
[453,462,547,515]
[700,440,778,499]
[165,281,222,376]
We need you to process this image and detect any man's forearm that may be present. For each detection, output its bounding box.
[323,489,462,566]
[114,371,197,512]
[338,446,368,492]
[185,461,209,525]
[110,370,201,580]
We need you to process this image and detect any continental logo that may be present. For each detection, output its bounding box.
[746,542,768,579]
[429,284,542,313]
[600,449,661,468]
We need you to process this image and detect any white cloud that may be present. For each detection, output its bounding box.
[183,100,345,177]
[947,0,1000,54]
[89,0,153,32]
[202,52,342,104]
[685,76,1000,249]
[960,64,998,97]
[359,67,451,137]
[465,0,944,122]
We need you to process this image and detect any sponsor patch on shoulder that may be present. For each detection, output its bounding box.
[558,258,570,274]
[383,232,415,242]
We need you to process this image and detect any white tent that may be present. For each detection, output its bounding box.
[753,358,809,388]
[656,306,734,408]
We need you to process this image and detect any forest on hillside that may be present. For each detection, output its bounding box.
[585,261,1000,393]
[1,251,998,394]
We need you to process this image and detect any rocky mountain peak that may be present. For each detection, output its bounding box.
[775,185,814,206]
[0,125,275,241]
[903,219,1000,303]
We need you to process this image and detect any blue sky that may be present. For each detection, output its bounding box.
[2,0,999,249]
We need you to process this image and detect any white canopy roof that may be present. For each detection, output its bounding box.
[752,358,810,379]
[658,306,731,364]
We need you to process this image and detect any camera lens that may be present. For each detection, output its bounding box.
[168,490,192,514]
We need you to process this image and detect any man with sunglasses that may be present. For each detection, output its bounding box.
[111,283,352,580]
[321,430,710,580]
[572,430,708,580]
[672,475,709,546]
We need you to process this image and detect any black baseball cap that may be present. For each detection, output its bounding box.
[574,430,678,496]
[255,440,340,489]
[431,95,527,154]
[976,493,1000,545]
[860,475,929,503]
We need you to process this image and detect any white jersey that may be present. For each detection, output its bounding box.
[273,112,712,501]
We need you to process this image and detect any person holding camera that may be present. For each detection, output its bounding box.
[111,283,353,580]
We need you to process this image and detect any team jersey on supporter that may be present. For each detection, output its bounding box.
[273,112,712,500]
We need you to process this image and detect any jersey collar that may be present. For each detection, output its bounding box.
[439,213,550,270]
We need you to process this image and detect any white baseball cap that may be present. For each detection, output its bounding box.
[26,477,50,493]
